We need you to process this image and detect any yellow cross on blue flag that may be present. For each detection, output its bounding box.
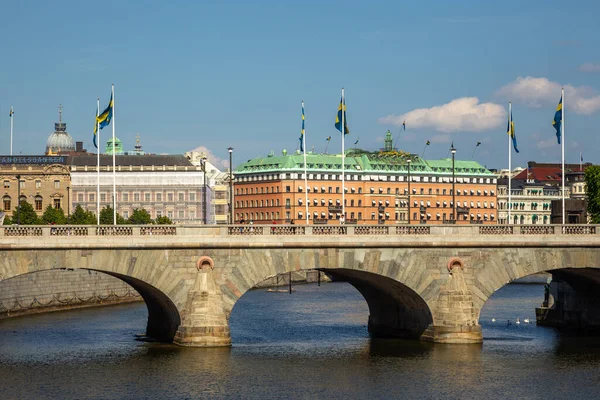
[299,102,305,152]
[335,96,349,135]
[507,109,519,153]
[553,96,562,144]
[97,93,114,131]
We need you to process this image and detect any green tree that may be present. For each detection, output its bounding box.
[99,206,126,225]
[585,165,600,223]
[41,205,67,225]
[3,214,12,225]
[11,201,39,225]
[69,204,97,225]
[154,215,173,225]
[128,208,152,225]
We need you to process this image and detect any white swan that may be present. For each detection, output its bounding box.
[524,318,530,324]
[516,317,521,324]
[492,318,496,322]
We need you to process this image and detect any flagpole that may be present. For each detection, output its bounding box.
[97,98,101,225]
[508,102,512,225]
[580,152,583,172]
[561,87,565,225]
[10,106,14,156]
[112,84,116,225]
[341,88,345,223]
[302,101,308,224]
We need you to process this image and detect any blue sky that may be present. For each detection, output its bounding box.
[1,0,599,170]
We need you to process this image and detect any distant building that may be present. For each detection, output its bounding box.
[234,140,498,225]
[496,161,590,225]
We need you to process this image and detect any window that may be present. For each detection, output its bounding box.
[89,193,95,202]
[77,194,83,202]
[167,211,173,219]
[189,211,195,219]
[54,199,61,209]
[189,192,195,201]
[36,180,41,189]
[156,193,162,201]
[178,210,184,219]
[123,211,129,219]
[35,196,43,211]
[168,193,174,202]
[145,193,151,202]
[123,193,129,201]
[156,210,162,218]
[134,193,140,202]
[54,180,60,189]
[286,186,291,193]
[19,180,25,189]
[3,196,11,211]
[3,181,9,189]
[100,193,106,202]
[178,193,184,201]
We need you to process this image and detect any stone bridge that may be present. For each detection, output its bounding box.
[1,224,599,346]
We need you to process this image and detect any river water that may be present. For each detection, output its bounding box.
[1,282,600,399]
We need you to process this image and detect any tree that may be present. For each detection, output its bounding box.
[69,204,97,225]
[585,165,600,223]
[128,208,152,225]
[11,201,39,225]
[41,205,67,225]
[154,215,173,225]
[3,215,12,225]
[99,206,126,225]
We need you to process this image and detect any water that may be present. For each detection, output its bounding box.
[2,283,600,399]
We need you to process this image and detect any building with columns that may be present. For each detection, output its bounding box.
[234,134,498,225]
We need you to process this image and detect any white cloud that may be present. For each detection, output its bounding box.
[378,97,505,133]
[431,134,451,144]
[496,76,600,115]
[186,146,229,169]
[532,132,559,150]
[579,63,600,73]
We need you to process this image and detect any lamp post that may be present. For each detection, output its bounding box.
[202,156,208,225]
[407,158,411,225]
[16,174,21,225]
[451,144,456,222]
[67,186,70,224]
[228,147,234,224]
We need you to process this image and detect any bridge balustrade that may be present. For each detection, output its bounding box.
[0,224,598,237]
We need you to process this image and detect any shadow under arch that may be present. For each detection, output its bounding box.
[321,268,433,339]
[88,269,181,342]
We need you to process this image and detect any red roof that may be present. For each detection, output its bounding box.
[513,166,562,182]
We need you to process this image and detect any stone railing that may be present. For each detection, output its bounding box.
[0,224,599,238]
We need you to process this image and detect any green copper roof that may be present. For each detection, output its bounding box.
[235,150,493,176]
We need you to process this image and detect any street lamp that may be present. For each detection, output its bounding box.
[201,156,208,225]
[451,144,456,222]
[67,186,70,224]
[16,174,21,225]
[407,158,411,225]
[228,147,234,224]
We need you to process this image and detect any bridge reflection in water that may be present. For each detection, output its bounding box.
[3,283,600,399]
[0,224,599,346]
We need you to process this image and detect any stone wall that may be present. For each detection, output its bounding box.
[0,269,141,319]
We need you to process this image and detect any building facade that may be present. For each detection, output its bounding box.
[0,156,71,218]
[69,154,211,224]
[234,147,498,225]
[496,161,590,225]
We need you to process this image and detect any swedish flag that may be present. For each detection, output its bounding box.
[507,110,519,153]
[299,102,305,152]
[97,94,113,131]
[93,105,99,148]
[553,96,562,144]
[335,96,349,135]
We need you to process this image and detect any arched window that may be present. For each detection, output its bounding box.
[35,195,43,211]
[3,195,11,211]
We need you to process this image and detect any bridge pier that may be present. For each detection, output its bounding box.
[536,270,600,331]
[173,259,231,347]
[420,265,483,344]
